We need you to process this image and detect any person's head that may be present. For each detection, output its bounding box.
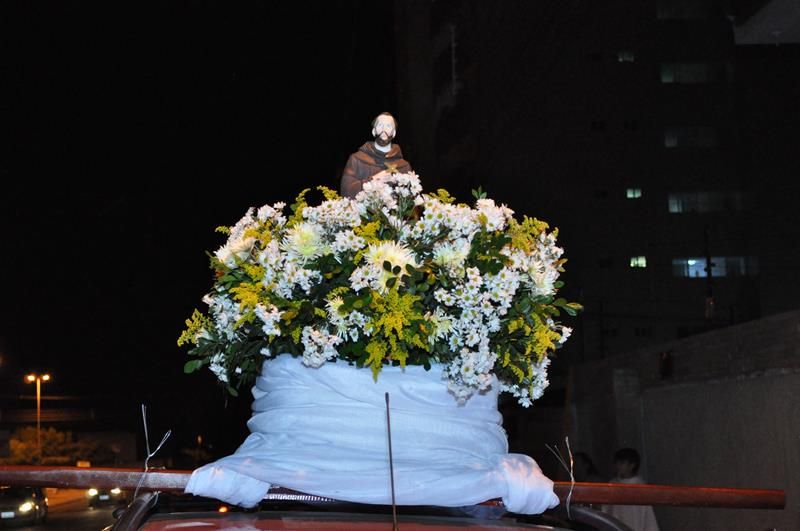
[573,452,598,481]
[371,112,397,147]
[613,447,640,478]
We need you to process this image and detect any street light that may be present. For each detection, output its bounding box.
[24,373,51,464]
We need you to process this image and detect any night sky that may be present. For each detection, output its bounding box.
[1,1,796,462]
[1,1,399,453]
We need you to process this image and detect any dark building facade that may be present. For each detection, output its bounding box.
[393,0,798,373]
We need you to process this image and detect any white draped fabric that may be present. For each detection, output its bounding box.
[185,354,559,514]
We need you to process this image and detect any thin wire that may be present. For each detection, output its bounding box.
[385,392,399,531]
[545,436,575,520]
[133,404,172,502]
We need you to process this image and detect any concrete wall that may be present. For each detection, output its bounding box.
[568,309,800,530]
[642,372,799,531]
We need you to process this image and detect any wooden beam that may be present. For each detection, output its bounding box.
[0,466,785,510]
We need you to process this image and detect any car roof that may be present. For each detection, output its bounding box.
[137,510,561,530]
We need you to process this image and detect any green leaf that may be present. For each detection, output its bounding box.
[472,187,487,200]
[183,359,205,373]
[392,265,401,275]
[383,260,393,272]
[386,277,397,289]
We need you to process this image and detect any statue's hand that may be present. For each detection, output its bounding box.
[371,170,390,181]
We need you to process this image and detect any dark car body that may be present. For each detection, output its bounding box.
[103,492,596,531]
[88,487,129,508]
[0,486,48,525]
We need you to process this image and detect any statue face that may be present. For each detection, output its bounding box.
[372,115,396,146]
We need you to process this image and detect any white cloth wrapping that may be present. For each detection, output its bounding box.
[185,354,559,514]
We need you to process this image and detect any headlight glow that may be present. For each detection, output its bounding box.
[88,488,98,497]
[110,488,121,495]
[18,501,34,513]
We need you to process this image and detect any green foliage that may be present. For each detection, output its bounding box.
[178,178,581,405]
[1,427,104,466]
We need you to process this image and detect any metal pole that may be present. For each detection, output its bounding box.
[36,378,41,464]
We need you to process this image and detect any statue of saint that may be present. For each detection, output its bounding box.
[340,112,413,198]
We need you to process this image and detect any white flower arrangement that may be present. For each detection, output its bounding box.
[179,173,581,406]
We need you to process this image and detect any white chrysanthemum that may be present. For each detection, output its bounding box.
[332,230,366,256]
[475,198,514,232]
[499,356,551,408]
[303,198,361,228]
[256,202,287,224]
[300,327,342,367]
[204,294,242,341]
[326,296,369,341]
[392,172,424,198]
[356,179,398,213]
[442,345,498,403]
[528,259,559,297]
[425,307,455,345]
[558,326,572,344]
[209,353,228,383]
[281,221,328,263]
[254,304,283,336]
[215,235,256,269]
[229,208,256,240]
[432,240,470,276]
[362,240,419,293]
[275,262,322,298]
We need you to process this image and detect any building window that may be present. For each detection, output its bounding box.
[664,126,718,148]
[623,120,640,131]
[617,50,635,63]
[672,256,757,278]
[630,256,647,268]
[597,257,614,268]
[660,63,717,84]
[626,188,643,199]
[657,0,716,19]
[668,191,743,213]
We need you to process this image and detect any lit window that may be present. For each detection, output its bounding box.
[660,63,715,84]
[626,188,642,199]
[668,191,743,213]
[657,0,715,19]
[663,126,718,148]
[617,50,635,63]
[672,257,756,278]
[630,256,647,268]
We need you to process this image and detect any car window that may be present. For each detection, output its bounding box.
[0,486,34,498]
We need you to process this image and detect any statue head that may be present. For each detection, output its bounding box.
[371,112,397,147]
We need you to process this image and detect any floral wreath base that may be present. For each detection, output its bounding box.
[184,354,560,514]
[179,172,580,409]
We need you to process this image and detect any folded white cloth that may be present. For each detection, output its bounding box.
[185,354,559,514]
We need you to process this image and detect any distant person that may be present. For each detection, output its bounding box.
[573,452,603,483]
[602,448,659,531]
[340,112,413,198]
